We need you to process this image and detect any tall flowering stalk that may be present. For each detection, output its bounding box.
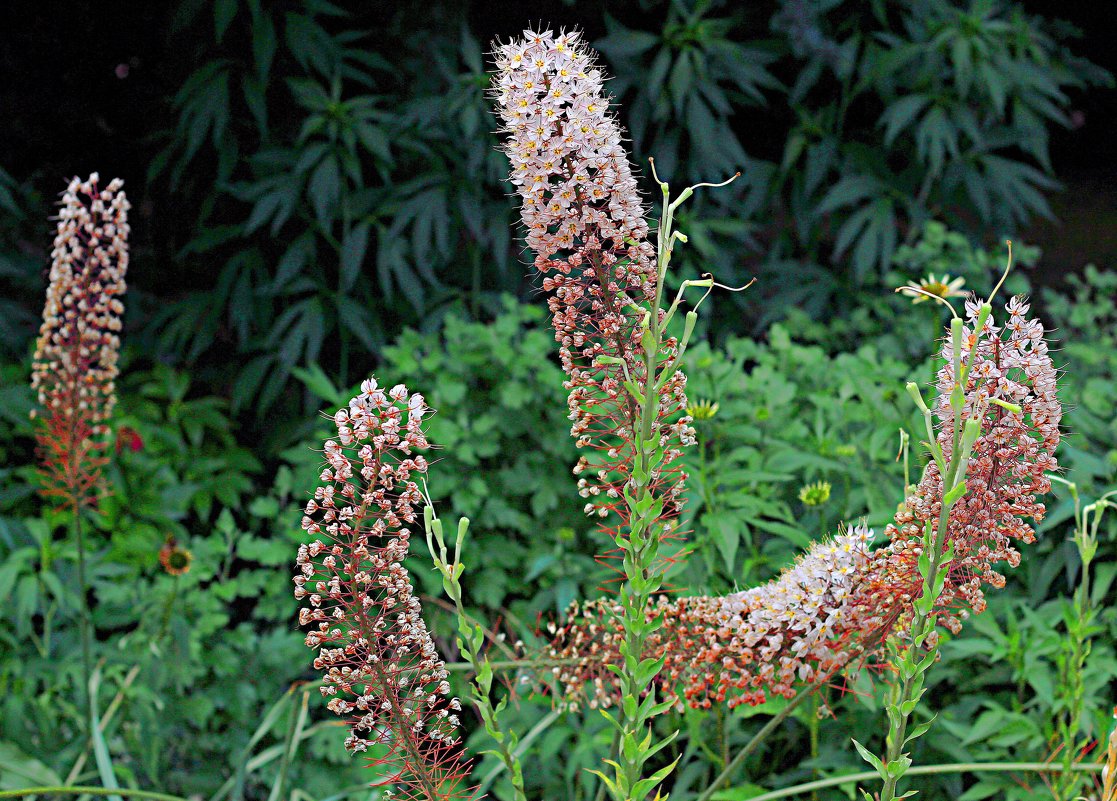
[492,28,735,801]
[1045,479,1115,801]
[30,173,130,703]
[293,378,472,800]
[867,293,1060,800]
[422,507,528,801]
[31,173,130,510]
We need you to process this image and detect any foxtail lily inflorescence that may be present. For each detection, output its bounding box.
[492,27,694,549]
[30,173,130,511]
[294,378,472,800]
[493,27,737,801]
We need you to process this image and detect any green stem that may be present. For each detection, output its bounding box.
[599,171,680,801]
[423,511,528,801]
[442,657,575,673]
[809,695,820,801]
[72,506,93,708]
[696,686,816,801]
[746,762,1103,801]
[0,788,189,801]
[476,708,563,796]
[270,691,301,801]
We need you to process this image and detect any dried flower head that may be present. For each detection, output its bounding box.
[159,537,193,576]
[549,298,1061,709]
[492,27,693,552]
[30,173,130,510]
[294,377,471,800]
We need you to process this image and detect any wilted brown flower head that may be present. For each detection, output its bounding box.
[549,298,1061,709]
[30,173,130,510]
[294,377,472,800]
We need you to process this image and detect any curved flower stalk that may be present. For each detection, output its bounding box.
[30,173,130,511]
[548,298,1061,717]
[550,523,879,711]
[293,378,472,800]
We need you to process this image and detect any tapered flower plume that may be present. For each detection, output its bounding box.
[492,27,694,552]
[30,173,130,511]
[873,295,1061,634]
[548,298,1061,709]
[294,378,471,800]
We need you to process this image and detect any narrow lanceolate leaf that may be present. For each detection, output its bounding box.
[294,377,473,800]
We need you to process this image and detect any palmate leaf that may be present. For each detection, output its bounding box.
[881,94,931,147]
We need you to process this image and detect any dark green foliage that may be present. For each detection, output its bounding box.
[598,0,1110,322]
[2,0,1101,416]
[678,329,919,592]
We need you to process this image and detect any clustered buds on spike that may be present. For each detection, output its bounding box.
[550,524,878,709]
[294,378,471,800]
[492,28,694,545]
[30,173,130,511]
[549,299,1061,709]
[873,295,1061,634]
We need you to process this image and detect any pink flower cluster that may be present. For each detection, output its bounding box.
[875,295,1061,633]
[31,173,130,510]
[294,378,471,800]
[549,299,1061,710]
[493,28,693,546]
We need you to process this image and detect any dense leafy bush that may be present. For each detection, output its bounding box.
[2,0,1102,418]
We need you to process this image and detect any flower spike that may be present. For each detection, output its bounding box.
[294,378,473,800]
[548,298,1061,710]
[31,173,130,511]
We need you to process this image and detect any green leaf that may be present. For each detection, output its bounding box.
[89,670,123,801]
[816,175,878,215]
[0,741,62,790]
[308,156,341,225]
[881,95,930,146]
[851,738,887,781]
[214,0,237,42]
[339,222,370,291]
